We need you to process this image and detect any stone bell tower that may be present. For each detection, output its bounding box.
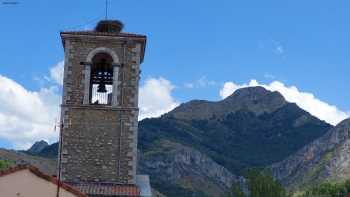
[58,20,146,194]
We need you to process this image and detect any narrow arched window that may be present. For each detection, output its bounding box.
[90,53,114,105]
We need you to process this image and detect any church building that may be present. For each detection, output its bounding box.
[58,20,151,197]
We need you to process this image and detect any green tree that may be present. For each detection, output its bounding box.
[246,169,288,197]
[300,180,350,197]
[0,160,13,170]
[228,184,245,197]
[227,169,290,197]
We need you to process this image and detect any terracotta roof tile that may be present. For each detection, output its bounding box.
[68,182,141,197]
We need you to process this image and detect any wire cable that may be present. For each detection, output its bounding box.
[60,15,104,32]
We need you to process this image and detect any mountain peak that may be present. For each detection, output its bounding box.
[224,86,284,103]
[27,140,49,154]
[337,117,350,126]
[168,86,288,120]
[230,86,271,96]
[220,86,287,116]
[327,117,350,145]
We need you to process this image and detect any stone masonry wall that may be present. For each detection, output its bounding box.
[59,34,142,184]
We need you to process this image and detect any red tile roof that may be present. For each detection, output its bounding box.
[68,182,141,197]
[0,165,87,197]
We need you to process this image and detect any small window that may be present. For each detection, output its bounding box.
[90,53,114,105]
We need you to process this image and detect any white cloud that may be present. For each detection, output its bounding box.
[0,75,60,149]
[184,76,217,89]
[198,76,216,87]
[272,40,285,55]
[264,73,275,80]
[50,61,64,86]
[139,77,179,120]
[258,39,285,56]
[220,80,349,126]
[220,82,243,99]
[184,82,194,89]
[275,45,284,55]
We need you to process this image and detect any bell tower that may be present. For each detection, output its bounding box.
[58,20,146,192]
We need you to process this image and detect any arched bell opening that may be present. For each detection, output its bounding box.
[90,53,114,105]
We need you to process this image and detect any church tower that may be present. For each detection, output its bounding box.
[58,20,146,195]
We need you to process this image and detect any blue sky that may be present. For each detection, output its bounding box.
[0,0,349,148]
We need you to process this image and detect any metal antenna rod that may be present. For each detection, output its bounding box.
[105,0,108,19]
[56,120,64,197]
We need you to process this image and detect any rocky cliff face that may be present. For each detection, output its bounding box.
[271,118,350,190]
[138,140,243,197]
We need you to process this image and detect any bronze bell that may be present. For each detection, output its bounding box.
[97,82,107,93]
